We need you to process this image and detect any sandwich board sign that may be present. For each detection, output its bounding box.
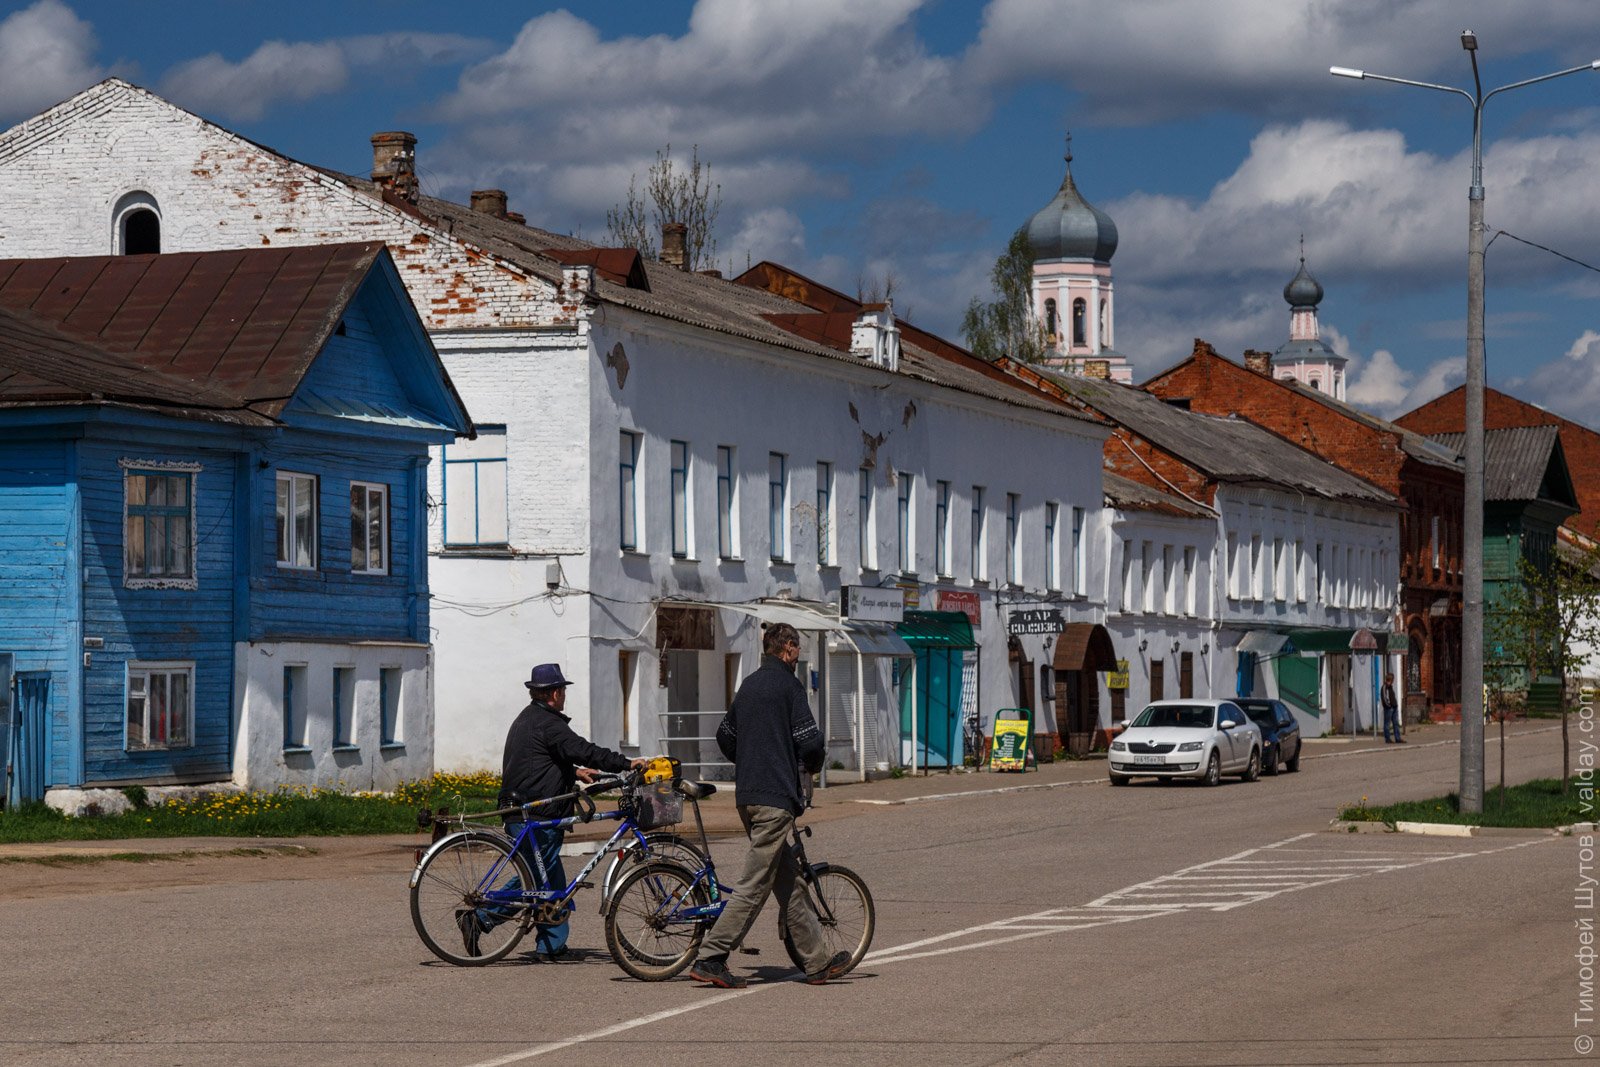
[988,707,1033,772]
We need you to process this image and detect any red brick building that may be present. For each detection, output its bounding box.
[1145,341,1465,719]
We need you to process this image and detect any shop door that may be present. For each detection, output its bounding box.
[1060,670,1099,757]
[1327,654,1350,733]
[902,648,961,768]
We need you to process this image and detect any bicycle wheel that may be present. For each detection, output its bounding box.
[781,864,875,977]
[410,831,534,966]
[604,861,709,981]
[599,831,711,909]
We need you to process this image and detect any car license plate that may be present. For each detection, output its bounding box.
[1133,754,1165,765]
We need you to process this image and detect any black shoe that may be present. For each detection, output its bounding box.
[1396,737,1406,743]
[540,945,568,962]
[456,909,483,957]
[805,950,852,985]
[688,956,748,989]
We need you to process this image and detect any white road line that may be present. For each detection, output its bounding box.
[461,831,1553,1065]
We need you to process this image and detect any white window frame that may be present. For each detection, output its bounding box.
[1121,539,1136,611]
[1044,501,1060,592]
[971,486,987,582]
[1250,534,1264,602]
[1183,545,1197,616]
[276,471,319,570]
[898,472,915,575]
[619,431,641,552]
[1071,506,1085,595]
[125,661,194,751]
[1273,537,1286,602]
[935,480,952,577]
[816,461,834,566]
[716,445,737,559]
[350,481,389,575]
[858,467,876,570]
[768,452,789,562]
[1005,493,1021,586]
[1226,533,1240,601]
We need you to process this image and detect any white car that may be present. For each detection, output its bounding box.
[1108,700,1263,787]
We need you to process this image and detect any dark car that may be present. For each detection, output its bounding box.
[1233,698,1302,775]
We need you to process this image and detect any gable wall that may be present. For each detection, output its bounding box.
[295,297,410,411]
[0,84,566,331]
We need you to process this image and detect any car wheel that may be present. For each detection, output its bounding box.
[1262,745,1279,776]
[1286,743,1301,773]
[1109,773,1129,786]
[1241,747,1261,782]
[1202,751,1221,787]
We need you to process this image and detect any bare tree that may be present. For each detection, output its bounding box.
[605,144,722,271]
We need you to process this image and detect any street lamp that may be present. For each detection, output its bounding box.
[1332,36,1600,814]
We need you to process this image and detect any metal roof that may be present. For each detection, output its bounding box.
[0,243,389,424]
[1429,425,1575,503]
[1048,372,1396,506]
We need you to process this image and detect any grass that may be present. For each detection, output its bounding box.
[0,845,318,867]
[0,772,503,844]
[1339,777,1590,829]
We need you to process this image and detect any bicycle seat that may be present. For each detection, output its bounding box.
[676,780,717,800]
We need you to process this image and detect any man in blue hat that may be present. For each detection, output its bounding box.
[460,663,643,959]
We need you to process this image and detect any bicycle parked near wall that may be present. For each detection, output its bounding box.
[409,765,685,967]
[603,774,875,982]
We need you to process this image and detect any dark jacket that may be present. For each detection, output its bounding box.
[1381,682,1398,712]
[716,655,825,815]
[499,698,632,818]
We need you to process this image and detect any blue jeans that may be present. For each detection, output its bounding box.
[480,822,569,954]
[1382,705,1401,742]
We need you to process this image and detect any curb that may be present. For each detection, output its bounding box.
[1393,820,1478,838]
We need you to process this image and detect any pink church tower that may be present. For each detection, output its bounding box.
[1027,136,1132,382]
[1272,240,1347,399]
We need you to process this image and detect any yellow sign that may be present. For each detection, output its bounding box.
[990,708,1032,772]
[1107,659,1130,690]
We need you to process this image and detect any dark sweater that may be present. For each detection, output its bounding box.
[498,699,632,818]
[716,655,824,815]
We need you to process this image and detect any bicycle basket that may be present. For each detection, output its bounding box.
[629,780,683,830]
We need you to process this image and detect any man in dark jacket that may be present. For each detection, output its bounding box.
[462,663,640,959]
[687,623,850,988]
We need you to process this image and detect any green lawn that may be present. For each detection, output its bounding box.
[1339,777,1591,829]
[0,772,504,844]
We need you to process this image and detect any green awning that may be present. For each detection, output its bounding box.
[896,610,976,649]
[1287,628,1406,653]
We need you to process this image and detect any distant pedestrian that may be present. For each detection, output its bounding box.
[460,663,644,960]
[687,623,850,989]
[1381,671,1403,743]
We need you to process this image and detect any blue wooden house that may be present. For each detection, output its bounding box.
[0,243,471,804]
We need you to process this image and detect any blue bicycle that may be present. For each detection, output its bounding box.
[409,769,689,967]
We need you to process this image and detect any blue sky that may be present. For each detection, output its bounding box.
[6,0,1600,426]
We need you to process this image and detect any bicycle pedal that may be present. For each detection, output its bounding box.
[738,947,761,955]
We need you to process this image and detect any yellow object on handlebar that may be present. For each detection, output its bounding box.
[642,756,680,784]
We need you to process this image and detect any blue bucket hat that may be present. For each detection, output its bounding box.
[526,663,573,691]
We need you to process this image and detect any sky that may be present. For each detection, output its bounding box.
[5,0,1600,427]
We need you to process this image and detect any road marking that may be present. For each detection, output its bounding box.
[460,832,1551,1064]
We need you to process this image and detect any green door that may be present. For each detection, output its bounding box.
[896,612,976,769]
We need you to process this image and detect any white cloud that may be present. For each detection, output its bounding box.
[726,208,806,270]
[0,1,102,125]
[159,32,491,123]
[967,0,1600,124]
[1346,349,1412,414]
[1507,329,1600,425]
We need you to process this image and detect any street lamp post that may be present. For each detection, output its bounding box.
[1331,36,1600,814]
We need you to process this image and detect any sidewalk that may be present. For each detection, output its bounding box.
[0,719,1545,863]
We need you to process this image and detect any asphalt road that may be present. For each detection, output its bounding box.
[0,722,1585,1066]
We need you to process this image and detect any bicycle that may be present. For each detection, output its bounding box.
[409,768,687,967]
[603,775,875,982]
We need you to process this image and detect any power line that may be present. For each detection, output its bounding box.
[1487,228,1600,275]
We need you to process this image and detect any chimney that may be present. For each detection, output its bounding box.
[851,302,900,371]
[1243,349,1273,376]
[371,131,418,203]
[505,211,526,226]
[470,189,508,219]
[1084,359,1112,380]
[661,222,688,270]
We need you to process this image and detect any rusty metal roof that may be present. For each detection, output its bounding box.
[0,243,386,424]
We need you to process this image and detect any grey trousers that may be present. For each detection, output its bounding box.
[696,803,828,971]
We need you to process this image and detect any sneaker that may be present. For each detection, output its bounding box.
[688,956,748,989]
[805,950,852,985]
[456,909,483,957]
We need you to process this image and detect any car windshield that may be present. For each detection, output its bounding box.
[1236,703,1277,729]
[1130,704,1216,729]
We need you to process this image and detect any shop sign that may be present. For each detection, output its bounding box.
[1106,659,1130,690]
[1006,607,1063,636]
[935,589,981,628]
[842,585,905,623]
[896,579,921,610]
[989,708,1033,772]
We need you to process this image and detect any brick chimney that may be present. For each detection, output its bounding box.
[661,222,688,270]
[1084,359,1112,380]
[371,132,418,203]
[470,189,508,219]
[1243,349,1273,375]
